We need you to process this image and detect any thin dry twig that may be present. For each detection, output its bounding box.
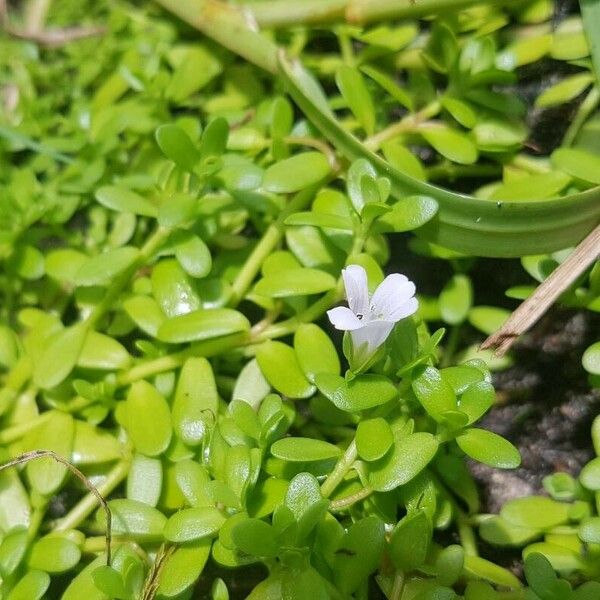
[481,224,600,356]
[141,544,175,600]
[0,449,113,566]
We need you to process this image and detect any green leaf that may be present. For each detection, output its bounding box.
[356,418,394,461]
[164,507,226,542]
[95,185,158,217]
[284,211,353,231]
[256,341,315,399]
[459,382,495,425]
[6,571,50,600]
[441,96,478,128]
[524,552,571,600]
[456,428,521,468]
[174,232,212,278]
[200,117,229,158]
[254,267,336,298]
[158,308,250,343]
[375,195,438,233]
[361,65,413,110]
[536,73,594,107]
[439,275,472,325]
[127,454,162,507]
[468,306,510,335]
[33,323,87,389]
[263,152,331,193]
[166,45,222,102]
[78,331,131,370]
[369,432,439,492]
[28,535,81,573]
[333,516,385,595]
[75,246,139,287]
[490,172,571,201]
[155,124,200,171]
[315,372,398,412]
[0,528,28,577]
[583,341,600,375]
[232,358,271,409]
[579,516,600,544]
[336,65,376,135]
[158,192,196,228]
[294,324,340,383]
[580,456,600,490]
[473,119,528,152]
[270,437,341,462]
[101,499,166,541]
[156,540,211,598]
[92,566,128,600]
[412,366,457,421]
[172,357,218,446]
[552,147,600,185]
[152,259,201,318]
[231,518,279,558]
[25,411,74,496]
[123,295,165,337]
[421,126,478,165]
[72,421,122,465]
[463,555,522,589]
[501,496,570,529]
[123,381,172,456]
[389,510,431,571]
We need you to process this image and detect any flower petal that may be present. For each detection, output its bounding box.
[350,320,395,356]
[327,306,363,331]
[342,265,369,317]
[370,273,416,322]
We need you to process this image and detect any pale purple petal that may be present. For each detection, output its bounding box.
[342,265,369,317]
[350,320,395,356]
[327,306,363,331]
[370,273,416,322]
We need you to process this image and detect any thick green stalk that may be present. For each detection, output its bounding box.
[154,0,278,73]
[240,0,524,27]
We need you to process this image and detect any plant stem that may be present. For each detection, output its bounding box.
[227,186,318,307]
[364,101,441,152]
[53,458,130,533]
[241,0,524,27]
[440,324,461,368]
[330,485,373,510]
[154,0,279,73]
[0,412,50,444]
[87,227,170,329]
[320,439,357,498]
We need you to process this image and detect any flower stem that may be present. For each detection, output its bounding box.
[320,439,357,498]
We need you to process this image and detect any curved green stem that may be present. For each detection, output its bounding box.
[320,439,357,498]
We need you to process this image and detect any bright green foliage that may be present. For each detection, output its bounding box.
[0,0,598,598]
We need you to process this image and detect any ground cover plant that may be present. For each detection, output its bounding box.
[0,0,599,598]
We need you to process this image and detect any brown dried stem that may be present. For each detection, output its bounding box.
[0,449,113,566]
[481,224,600,356]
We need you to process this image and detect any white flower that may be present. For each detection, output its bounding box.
[327,264,418,359]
